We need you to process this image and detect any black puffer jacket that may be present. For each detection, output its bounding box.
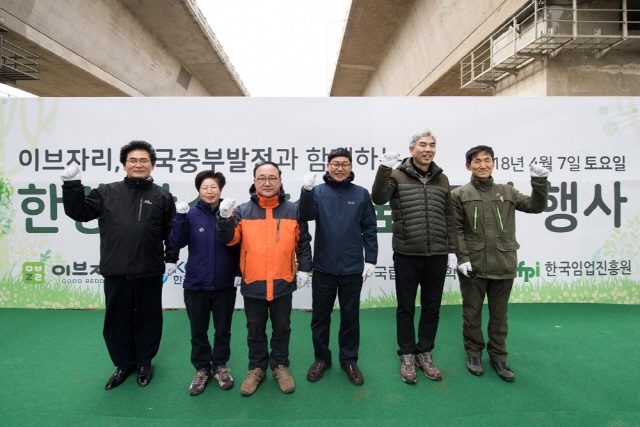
[372,158,456,256]
[62,177,178,279]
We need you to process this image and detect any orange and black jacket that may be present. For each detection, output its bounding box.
[216,185,312,301]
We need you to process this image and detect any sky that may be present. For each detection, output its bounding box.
[198,0,351,96]
[0,0,351,98]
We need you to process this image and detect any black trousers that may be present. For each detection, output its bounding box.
[393,253,447,356]
[459,275,514,362]
[311,271,362,365]
[184,287,237,371]
[243,294,292,371]
[103,275,163,370]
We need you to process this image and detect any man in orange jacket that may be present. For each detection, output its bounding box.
[217,161,312,396]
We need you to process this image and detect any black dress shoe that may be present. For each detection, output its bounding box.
[137,366,154,387]
[105,368,135,390]
[341,363,364,386]
[306,361,332,382]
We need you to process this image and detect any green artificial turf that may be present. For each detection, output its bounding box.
[1,304,638,426]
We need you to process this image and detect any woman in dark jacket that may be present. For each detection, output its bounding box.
[169,170,240,396]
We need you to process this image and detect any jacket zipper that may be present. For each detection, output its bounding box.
[290,250,295,276]
[423,182,430,254]
[473,204,477,230]
[138,198,143,221]
[338,189,343,273]
[243,250,247,280]
[276,219,281,242]
[496,205,504,230]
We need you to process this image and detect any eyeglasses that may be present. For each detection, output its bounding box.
[127,158,151,165]
[255,177,279,184]
[328,162,352,169]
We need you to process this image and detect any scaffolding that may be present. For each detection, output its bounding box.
[0,25,39,84]
[460,0,640,90]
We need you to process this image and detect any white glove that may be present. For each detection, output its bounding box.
[296,271,311,289]
[458,262,473,278]
[303,173,316,191]
[60,165,81,181]
[234,276,242,287]
[176,202,190,214]
[380,152,402,169]
[362,263,375,279]
[219,198,235,218]
[530,164,550,178]
[164,263,177,276]
[447,253,458,270]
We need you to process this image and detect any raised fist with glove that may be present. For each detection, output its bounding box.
[380,152,402,169]
[530,164,550,178]
[219,198,236,218]
[176,202,190,215]
[302,173,316,191]
[60,165,81,182]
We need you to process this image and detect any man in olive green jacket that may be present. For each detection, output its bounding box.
[372,129,457,385]
[451,145,549,382]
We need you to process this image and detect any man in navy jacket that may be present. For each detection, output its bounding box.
[299,148,378,386]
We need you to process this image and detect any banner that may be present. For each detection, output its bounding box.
[0,97,638,309]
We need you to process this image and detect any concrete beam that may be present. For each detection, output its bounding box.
[0,0,248,96]
[330,0,529,96]
[330,0,416,96]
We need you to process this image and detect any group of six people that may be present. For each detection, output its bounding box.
[60,130,549,395]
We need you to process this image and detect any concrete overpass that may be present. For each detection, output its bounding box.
[331,0,640,96]
[0,0,248,96]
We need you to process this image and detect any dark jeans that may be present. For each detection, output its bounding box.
[184,287,237,371]
[103,275,163,370]
[243,294,292,371]
[311,271,362,365]
[393,253,447,356]
[459,275,514,362]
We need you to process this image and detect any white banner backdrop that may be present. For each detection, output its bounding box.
[0,96,638,309]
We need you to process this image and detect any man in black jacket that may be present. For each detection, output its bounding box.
[61,140,178,390]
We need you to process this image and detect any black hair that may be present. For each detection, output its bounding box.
[195,170,226,191]
[253,161,282,177]
[120,140,157,165]
[327,147,352,163]
[465,145,495,164]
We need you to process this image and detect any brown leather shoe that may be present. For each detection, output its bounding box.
[307,361,332,382]
[341,363,364,386]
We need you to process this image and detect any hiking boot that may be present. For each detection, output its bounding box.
[213,365,234,390]
[415,352,442,381]
[307,361,332,382]
[189,369,211,396]
[240,368,266,396]
[400,354,417,384]
[272,365,295,394]
[467,357,483,376]
[341,363,364,386]
[490,360,515,382]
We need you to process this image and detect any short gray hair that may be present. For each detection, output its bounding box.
[409,129,437,148]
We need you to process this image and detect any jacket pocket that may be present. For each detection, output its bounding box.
[465,238,485,251]
[495,236,520,275]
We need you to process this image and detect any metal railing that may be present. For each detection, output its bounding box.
[461,0,640,90]
[1,25,39,84]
